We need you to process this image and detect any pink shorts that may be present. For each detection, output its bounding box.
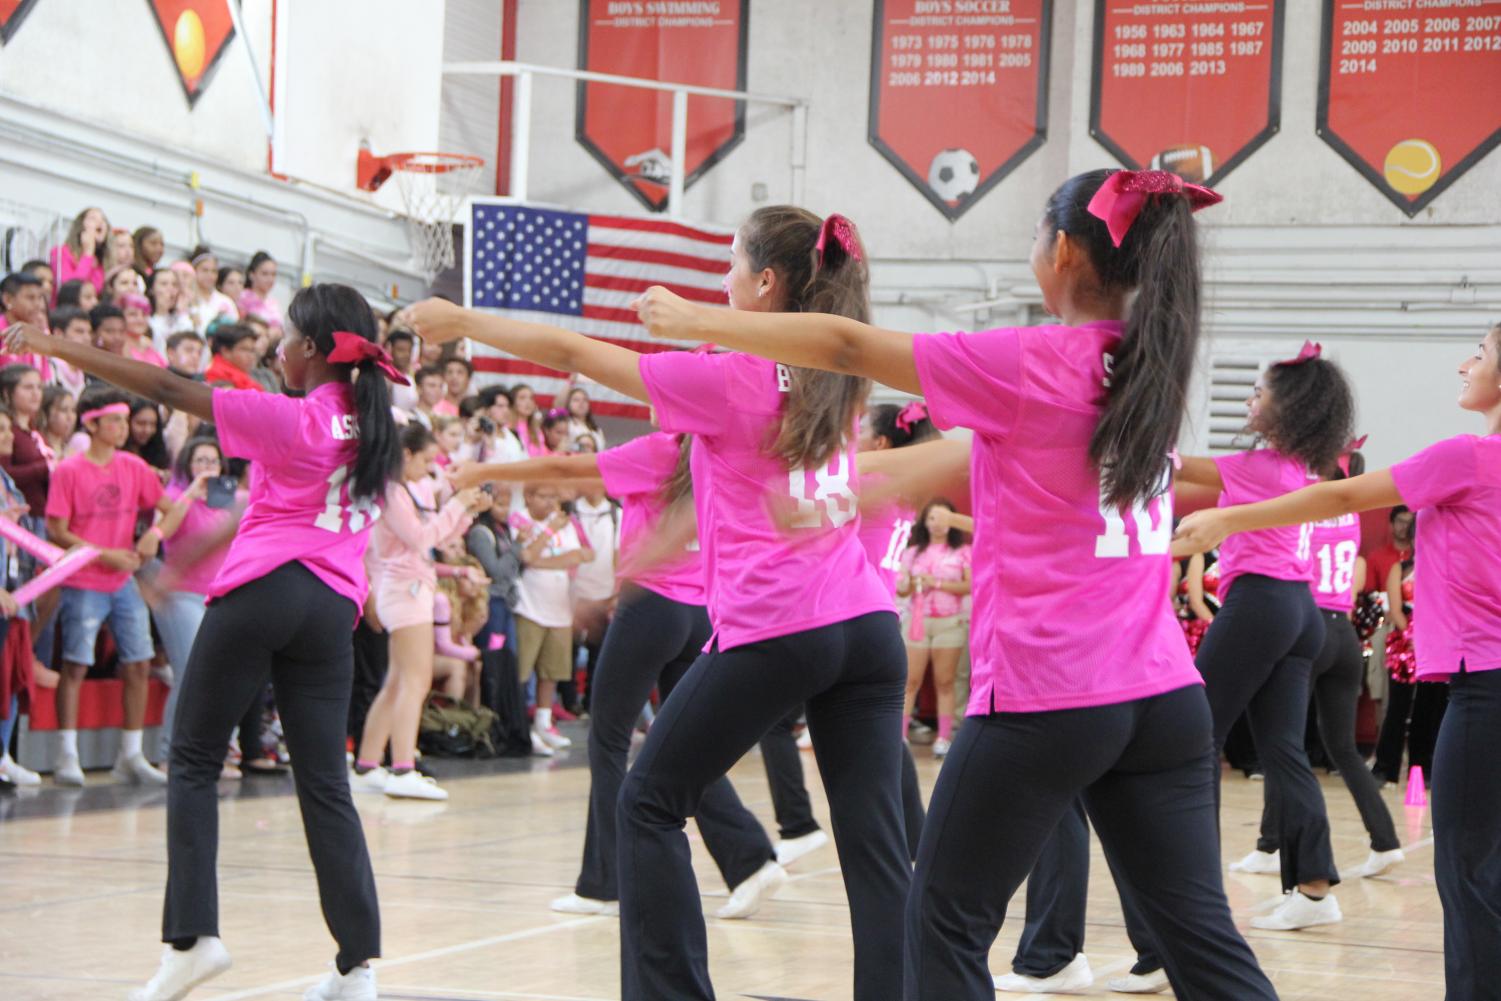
[376,577,435,633]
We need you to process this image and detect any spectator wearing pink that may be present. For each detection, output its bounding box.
[22,260,55,303]
[237,251,284,334]
[511,382,546,455]
[104,265,145,305]
[215,265,245,321]
[440,356,472,415]
[119,293,167,368]
[46,387,179,788]
[39,386,78,462]
[896,497,973,758]
[185,247,237,335]
[409,364,444,429]
[146,268,193,354]
[107,228,135,272]
[47,207,109,300]
[0,272,53,381]
[354,423,490,800]
[47,308,90,398]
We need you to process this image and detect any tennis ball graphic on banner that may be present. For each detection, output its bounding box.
[928,149,980,204]
[173,9,206,82]
[1383,139,1441,197]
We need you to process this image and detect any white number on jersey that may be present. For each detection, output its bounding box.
[880,517,914,571]
[788,452,858,529]
[314,464,381,534]
[1296,521,1314,562]
[1094,478,1172,559]
[1315,540,1359,595]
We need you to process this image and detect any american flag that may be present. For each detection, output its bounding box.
[464,200,733,419]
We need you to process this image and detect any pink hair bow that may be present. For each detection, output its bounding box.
[815,214,863,271]
[1087,169,1223,248]
[895,401,927,432]
[327,330,411,385]
[1348,434,1368,451]
[1278,341,1322,367]
[1336,434,1369,476]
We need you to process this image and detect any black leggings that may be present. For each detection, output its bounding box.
[574,584,772,901]
[760,705,926,859]
[1373,677,1450,783]
[1258,611,1399,854]
[618,612,909,1001]
[1197,573,1338,891]
[1434,667,1501,1001]
[906,684,1273,1001]
[163,563,379,970]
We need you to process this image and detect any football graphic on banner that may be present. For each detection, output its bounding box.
[1150,145,1215,184]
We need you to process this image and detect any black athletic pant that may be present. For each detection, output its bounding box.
[575,584,772,902]
[1257,611,1399,854]
[1010,798,1162,979]
[1197,574,1339,892]
[618,611,909,1001]
[163,563,379,971]
[1373,678,1450,783]
[760,707,926,858]
[906,684,1274,1001]
[1433,667,1501,1001]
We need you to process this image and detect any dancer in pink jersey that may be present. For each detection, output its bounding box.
[1177,321,1501,1001]
[9,283,403,1001]
[635,169,1278,1000]
[449,434,785,921]
[409,206,910,1001]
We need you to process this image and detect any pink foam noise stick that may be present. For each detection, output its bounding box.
[0,514,65,565]
[12,544,100,607]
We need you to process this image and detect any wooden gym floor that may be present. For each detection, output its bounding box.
[0,727,1443,1000]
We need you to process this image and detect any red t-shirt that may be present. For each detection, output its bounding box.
[45,451,164,592]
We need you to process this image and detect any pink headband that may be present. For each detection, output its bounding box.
[80,402,130,424]
[895,401,927,432]
[1277,341,1322,367]
[814,214,863,272]
[119,293,151,312]
[1086,169,1222,248]
[326,330,411,385]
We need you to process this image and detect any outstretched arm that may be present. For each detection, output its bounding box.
[405,299,647,402]
[449,453,603,492]
[5,324,213,421]
[633,286,921,393]
[1175,470,1401,554]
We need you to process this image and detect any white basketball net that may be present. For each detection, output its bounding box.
[393,155,483,282]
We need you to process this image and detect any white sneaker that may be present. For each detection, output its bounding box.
[383,770,448,801]
[113,754,168,786]
[933,737,952,759]
[1108,968,1170,994]
[775,828,830,868]
[1250,891,1343,930]
[349,767,390,794]
[1355,848,1406,878]
[54,753,84,787]
[535,724,571,749]
[529,730,555,757]
[0,753,41,787]
[1229,848,1280,874]
[993,953,1093,993]
[127,937,232,1001]
[550,892,619,916]
[795,727,812,751]
[303,964,377,1000]
[715,860,788,920]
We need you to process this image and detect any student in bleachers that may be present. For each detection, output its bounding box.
[383,329,419,413]
[146,269,193,352]
[215,265,245,316]
[440,357,471,416]
[20,260,55,303]
[410,365,445,429]
[164,332,205,381]
[124,398,171,478]
[187,248,237,334]
[39,386,78,461]
[120,294,167,367]
[203,325,263,392]
[104,265,145,305]
[56,279,99,314]
[47,207,109,298]
[131,226,164,277]
[107,228,136,273]
[565,386,605,450]
[237,251,284,334]
[1,271,48,335]
[47,308,90,398]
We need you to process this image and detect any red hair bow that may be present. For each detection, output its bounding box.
[815,214,863,271]
[327,330,411,385]
[895,401,927,432]
[1278,341,1322,367]
[1087,169,1223,248]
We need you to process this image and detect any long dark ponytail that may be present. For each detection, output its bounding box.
[742,205,872,470]
[286,284,400,503]
[1045,169,1202,508]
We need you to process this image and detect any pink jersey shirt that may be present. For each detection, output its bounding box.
[162,483,237,595]
[913,322,1202,713]
[901,543,972,619]
[639,350,893,650]
[859,491,915,597]
[595,431,705,606]
[1310,514,1361,613]
[1390,434,1501,680]
[45,450,164,592]
[209,383,379,611]
[1213,449,1320,598]
[369,476,472,589]
[47,244,104,297]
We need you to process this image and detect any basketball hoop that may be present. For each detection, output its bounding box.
[358,149,484,282]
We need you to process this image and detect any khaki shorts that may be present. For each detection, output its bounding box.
[515,614,574,682]
[903,613,968,651]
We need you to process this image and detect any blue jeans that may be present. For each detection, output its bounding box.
[59,580,155,666]
[154,590,208,760]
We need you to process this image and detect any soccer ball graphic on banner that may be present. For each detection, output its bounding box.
[927,148,980,203]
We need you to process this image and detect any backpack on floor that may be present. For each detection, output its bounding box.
[418,694,499,758]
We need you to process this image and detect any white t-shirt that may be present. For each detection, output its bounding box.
[572,497,619,602]
[511,511,584,628]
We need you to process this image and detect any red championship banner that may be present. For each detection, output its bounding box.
[1318,1,1501,216]
[869,0,1052,221]
[0,0,39,44]
[576,0,748,213]
[148,0,237,106]
[1090,1,1284,185]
